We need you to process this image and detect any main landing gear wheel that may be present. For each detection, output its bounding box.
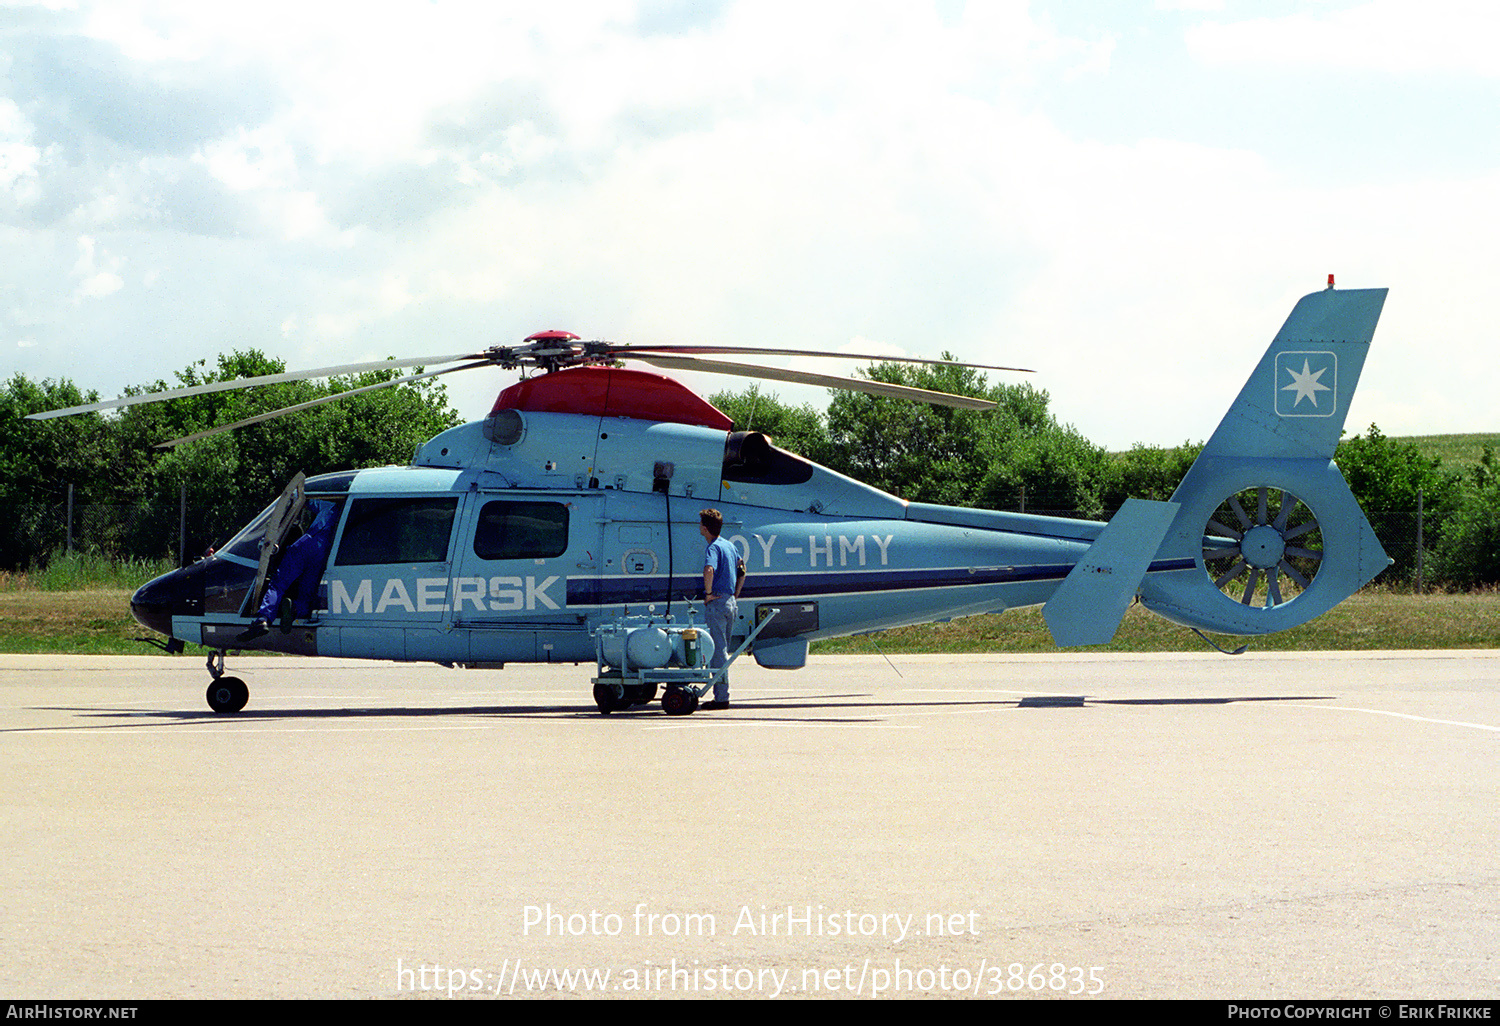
[206,676,249,714]
[1202,487,1323,608]
[661,684,699,716]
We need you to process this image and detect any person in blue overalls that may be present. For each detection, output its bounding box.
[698,508,740,710]
[237,499,339,642]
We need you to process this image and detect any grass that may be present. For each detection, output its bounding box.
[0,589,156,654]
[0,551,181,655]
[0,549,176,593]
[811,590,1500,655]
[1,587,1495,656]
[1400,432,1500,472]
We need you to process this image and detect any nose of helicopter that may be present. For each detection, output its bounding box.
[131,557,256,638]
[130,570,179,636]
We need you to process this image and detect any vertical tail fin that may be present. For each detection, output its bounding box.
[1199,287,1387,460]
[1139,287,1391,636]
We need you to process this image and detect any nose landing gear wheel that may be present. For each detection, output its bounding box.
[207,677,249,714]
[661,685,699,716]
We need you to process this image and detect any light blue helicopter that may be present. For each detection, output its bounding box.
[38,282,1390,714]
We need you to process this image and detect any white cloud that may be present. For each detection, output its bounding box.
[71,235,123,299]
[5,0,1498,452]
[1187,1,1500,76]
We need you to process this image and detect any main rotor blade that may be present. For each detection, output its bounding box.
[154,362,490,448]
[27,352,482,421]
[632,354,999,410]
[614,344,1033,375]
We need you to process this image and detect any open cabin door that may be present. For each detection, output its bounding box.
[238,471,306,618]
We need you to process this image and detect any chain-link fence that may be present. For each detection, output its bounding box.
[10,494,199,570]
[1367,511,1426,589]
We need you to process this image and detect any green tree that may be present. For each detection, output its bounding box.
[1432,446,1500,589]
[1,353,462,568]
[707,383,832,464]
[821,359,1006,507]
[1100,441,1204,511]
[0,376,121,568]
[1335,424,1456,515]
[132,352,463,557]
[1334,424,1460,585]
[816,359,1109,514]
[979,418,1110,518]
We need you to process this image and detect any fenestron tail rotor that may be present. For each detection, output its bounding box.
[1201,487,1323,608]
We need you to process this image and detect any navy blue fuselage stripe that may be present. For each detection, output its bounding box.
[564,558,1198,606]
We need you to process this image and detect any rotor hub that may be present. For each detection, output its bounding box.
[1240,525,1286,569]
[486,330,611,373]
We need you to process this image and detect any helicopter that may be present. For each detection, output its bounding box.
[31,280,1391,715]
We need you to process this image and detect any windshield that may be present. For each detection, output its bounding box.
[220,501,279,561]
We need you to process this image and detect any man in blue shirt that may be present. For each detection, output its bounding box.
[699,508,740,710]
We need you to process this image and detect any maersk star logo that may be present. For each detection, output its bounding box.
[1275,351,1337,417]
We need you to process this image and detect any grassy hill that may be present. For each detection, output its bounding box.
[1397,432,1499,472]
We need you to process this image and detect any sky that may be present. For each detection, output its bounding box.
[3,0,1498,450]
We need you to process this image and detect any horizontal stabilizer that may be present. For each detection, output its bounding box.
[1043,498,1179,647]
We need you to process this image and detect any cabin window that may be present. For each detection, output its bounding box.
[334,497,458,565]
[473,501,569,560]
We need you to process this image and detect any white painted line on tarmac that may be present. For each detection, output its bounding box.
[644,722,920,731]
[1308,704,1500,732]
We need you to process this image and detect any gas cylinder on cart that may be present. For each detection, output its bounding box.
[594,613,714,673]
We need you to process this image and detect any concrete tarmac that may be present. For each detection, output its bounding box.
[2,650,1496,1000]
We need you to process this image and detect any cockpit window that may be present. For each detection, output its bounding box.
[306,471,357,493]
[222,501,278,561]
[335,497,458,566]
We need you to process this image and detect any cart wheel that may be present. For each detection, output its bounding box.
[593,681,621,715]
[625,683,659,706]
[661,685,698,716]
[207,677,249,714]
